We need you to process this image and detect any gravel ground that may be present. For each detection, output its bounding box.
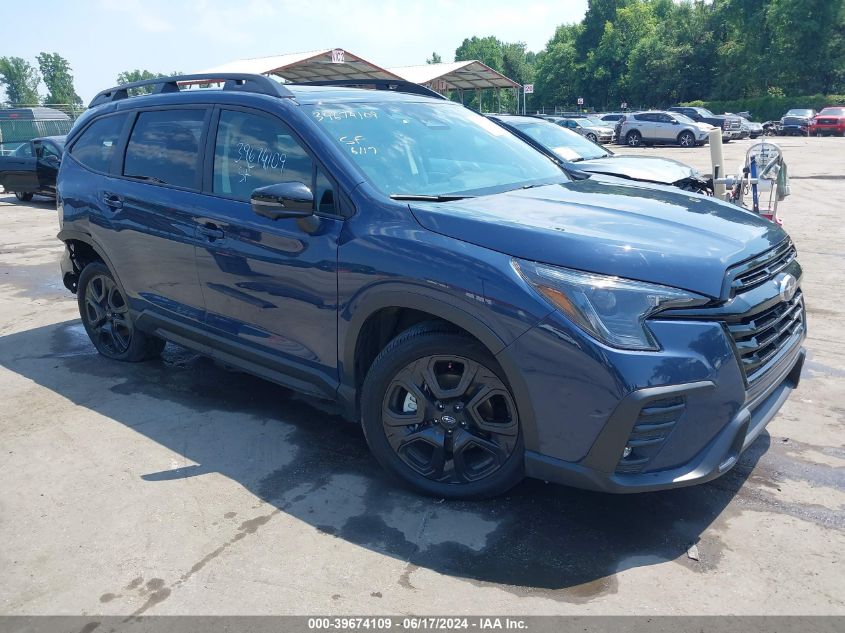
[0,136,843,615]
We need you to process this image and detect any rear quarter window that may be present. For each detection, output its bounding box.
[69,114,127,173]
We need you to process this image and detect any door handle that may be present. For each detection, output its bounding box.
[102,192,123,209]
[198,223,225,241]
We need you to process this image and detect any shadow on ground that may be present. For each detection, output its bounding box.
[0,193,56,207]
[0,319,767,599]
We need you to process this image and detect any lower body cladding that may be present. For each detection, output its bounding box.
[498,309,806,493]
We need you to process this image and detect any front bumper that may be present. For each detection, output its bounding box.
[499,284,806,493]
[781,124,809,134]
[524,344,804,493]
[811,124,845,135]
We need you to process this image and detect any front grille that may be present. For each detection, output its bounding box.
[817,118,839,125]
[616,396,685,474]
[726,291,804,383]
[729,239,797,294]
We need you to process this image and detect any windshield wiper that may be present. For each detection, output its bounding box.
[390,194,474,202]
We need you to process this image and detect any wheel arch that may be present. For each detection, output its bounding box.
[339,291,540,452]
[58,229,113,293]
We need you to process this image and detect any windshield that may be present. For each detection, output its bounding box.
[819,107,845,116]
[509,119,609,161]
[786,109,813,117]
[306,102,565,197]
[697,108,715,118]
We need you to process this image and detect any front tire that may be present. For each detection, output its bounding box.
[77,262,164,362]
[678,131,695,147]
[626,130,642,147]
[586,132,598,143]
[14,192,34,202]
[361,325,524,499]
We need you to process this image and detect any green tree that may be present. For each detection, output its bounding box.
[533,24,583,109]
[117,69,182,95]
[426,52,442,64]
[36,52,81,105]
[764,0,843,95]
[0,56,41,105]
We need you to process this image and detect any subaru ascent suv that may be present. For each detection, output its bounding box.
[56,74,806,499]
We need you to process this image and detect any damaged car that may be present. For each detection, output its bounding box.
[491,115,712,195]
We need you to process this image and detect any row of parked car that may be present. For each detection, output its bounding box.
[536,107,746,148]
[776,107,845,136]
[538,104,845,148]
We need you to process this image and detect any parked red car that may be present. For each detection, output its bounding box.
[810,107,845,136]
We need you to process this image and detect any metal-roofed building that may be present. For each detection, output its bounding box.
[198,48,403,83]
[388,61,522,111]
[197,50,522,112]
[388,60,521,92]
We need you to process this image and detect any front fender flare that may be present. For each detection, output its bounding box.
[339,287,540,451]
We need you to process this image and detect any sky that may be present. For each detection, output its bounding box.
[3,0,589,104]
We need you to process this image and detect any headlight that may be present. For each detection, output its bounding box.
[513,259,708,350]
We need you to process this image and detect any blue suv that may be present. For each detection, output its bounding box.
[56,74,806,499]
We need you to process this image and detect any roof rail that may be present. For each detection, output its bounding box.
[290,79,447,100]
[88,73,295,108]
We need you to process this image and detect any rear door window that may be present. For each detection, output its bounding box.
[69,114,127,173]
[123,109,206,189]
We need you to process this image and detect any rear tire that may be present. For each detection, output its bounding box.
[14,192,33,202]
[77,262,165,362]
[626,130,642,147]
[361,324,524,499]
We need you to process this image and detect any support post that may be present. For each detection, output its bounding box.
[709,128,726,199]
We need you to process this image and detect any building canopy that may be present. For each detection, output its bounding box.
[198,51,520,91]
[388,61,521,91]
[198,48,402,83]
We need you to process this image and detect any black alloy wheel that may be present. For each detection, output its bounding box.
[382,355,518,483]
[77,262,164,361]
[83,272,132,356]
[361,326,524,499]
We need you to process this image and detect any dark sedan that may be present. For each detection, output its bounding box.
[490,115,712,195]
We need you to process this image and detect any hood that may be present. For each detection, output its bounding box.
[409,180,786,298]
[583,124,614,134]
[695,123,715,132]
[572,155,699,185]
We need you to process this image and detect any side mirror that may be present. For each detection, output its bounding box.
[671,120,679,125]
[251,182,313,220]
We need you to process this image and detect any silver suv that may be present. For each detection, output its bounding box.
[619,111,713,148]
[546,116,616,144]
